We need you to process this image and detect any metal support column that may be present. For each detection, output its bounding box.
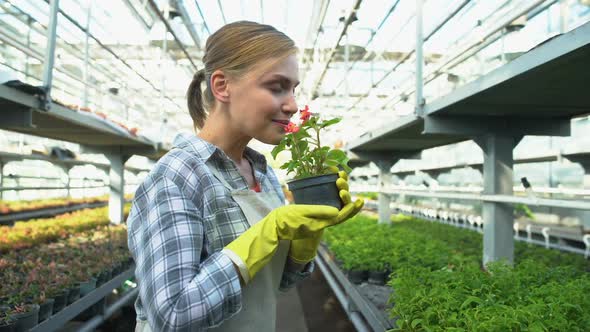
[565,156,590,232]
[66,167,71,198]
[475,135,521,266]
[106,153,130,224]
[0,161,4,200]
[375,160,397,224]
[56,165,71,198]
[415,0,425,115]
[42,0,60,107]
[25,17,32,78]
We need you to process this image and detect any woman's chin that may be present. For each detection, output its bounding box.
[256,133,284,145]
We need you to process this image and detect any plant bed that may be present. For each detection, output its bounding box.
[322,214,590,331]
[0,209,133,330]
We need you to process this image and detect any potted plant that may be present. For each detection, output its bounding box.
[271,105,352,209]
[9,303,40,332]
[0,308,15,332]
[366,259,389,286]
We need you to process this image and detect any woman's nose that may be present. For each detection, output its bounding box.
[282,94,298,115]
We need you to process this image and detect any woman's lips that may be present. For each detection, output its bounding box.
[271,119,290,127]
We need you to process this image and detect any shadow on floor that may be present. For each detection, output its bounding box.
[294,268,356,332]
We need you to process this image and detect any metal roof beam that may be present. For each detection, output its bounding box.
[175,0,202,50]
[309,0,362,99]
[147,0,199,71]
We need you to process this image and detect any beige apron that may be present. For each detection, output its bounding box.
[136,163,289,332]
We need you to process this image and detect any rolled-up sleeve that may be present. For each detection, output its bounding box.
[128,175,242,331]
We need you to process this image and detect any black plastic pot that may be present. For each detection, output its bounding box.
[0,320,15,332]
[346,270,368,284]
[95,270,112,287]
[51,290,68,313]
[368,270,389,285]
[12,304,39,332]
[287,173,342,209]
[66,285,81,305]
[0,305,14,332]
[127,257,135,269]
[79,278,97,298]
[37,298,54,323]
[112,263,122,276]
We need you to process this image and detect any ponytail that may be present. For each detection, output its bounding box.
[187,69,207,130]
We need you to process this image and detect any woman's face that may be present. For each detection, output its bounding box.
[227,53,299,145]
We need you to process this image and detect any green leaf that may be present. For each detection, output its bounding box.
[319,117,341,128]
[341,157,352,173]
[460,296,483,309]
[325,159,340,167]
[294,129,311,139]
[411,319,422,329]
[326,149,347,162]
[271,140,287,159]
[296,140,308,155]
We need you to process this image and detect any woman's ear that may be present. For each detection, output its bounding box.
[210,69,230,103]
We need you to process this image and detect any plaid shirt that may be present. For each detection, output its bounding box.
[127,133,313,331]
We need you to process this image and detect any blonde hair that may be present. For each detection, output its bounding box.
[187,21,297,130]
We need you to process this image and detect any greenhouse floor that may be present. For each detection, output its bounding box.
[63,267,356,331]
[289,267,356,332]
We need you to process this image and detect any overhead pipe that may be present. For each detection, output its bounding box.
[147,0,199,70]
[175,0,202,50]
[379,0,551,110]
[122,0,156,31]
[4,2,168,104]
[346,0,472,112]
[331,0,403,91]
[217,0,227,25]
[309,0,363,99]
[40,0,184,106]
[0,8,181,113]
[193,0,211,35]
[299,0,330,89]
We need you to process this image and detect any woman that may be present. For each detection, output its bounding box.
[127,21,363,332]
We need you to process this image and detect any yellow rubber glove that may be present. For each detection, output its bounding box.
[224,204,342,283]
[288,171,364,264]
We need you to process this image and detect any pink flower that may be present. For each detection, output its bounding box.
[285,122,300,133]
[299,105,312,123]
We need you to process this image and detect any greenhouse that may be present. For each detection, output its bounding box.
[0,0,589,331]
